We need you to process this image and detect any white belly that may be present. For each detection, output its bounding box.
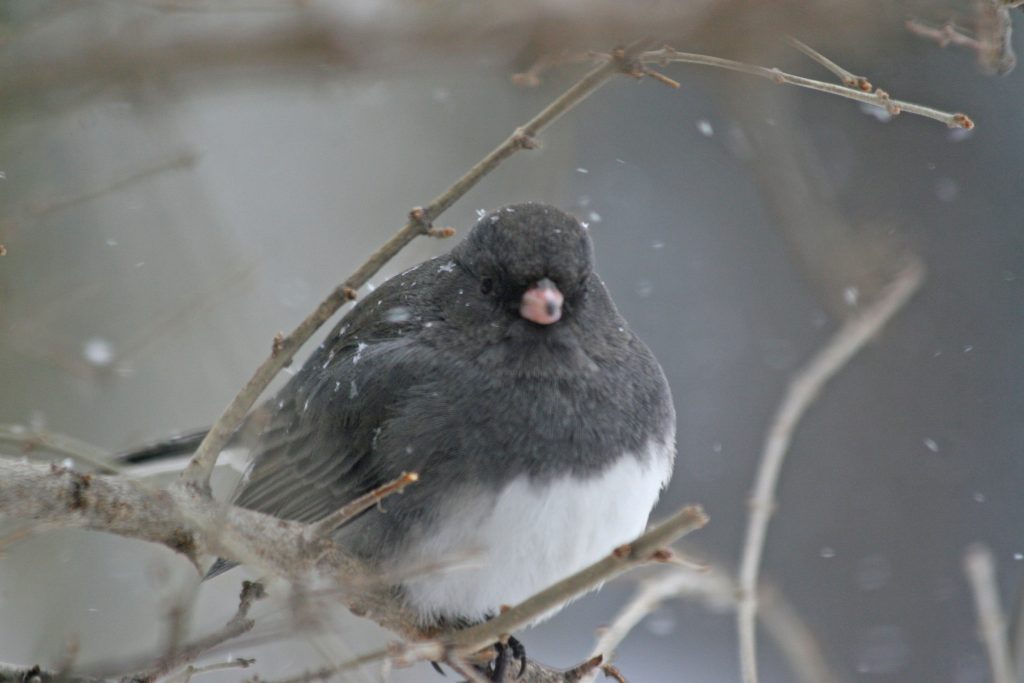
[398,437,675,625]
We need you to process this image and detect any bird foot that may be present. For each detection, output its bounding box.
[489,636,527,681]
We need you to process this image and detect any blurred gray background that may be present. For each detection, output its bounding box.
[2,2,1023,682]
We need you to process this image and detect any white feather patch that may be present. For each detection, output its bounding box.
[398,437,675,624]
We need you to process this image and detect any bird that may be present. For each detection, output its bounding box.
[126,203,676,680]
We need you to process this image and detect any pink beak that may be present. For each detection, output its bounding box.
[520,278,564,325]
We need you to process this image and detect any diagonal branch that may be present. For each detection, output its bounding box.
[736,259,925,683]
[785,36,872,91]
[582,565,846,683]
[309,472,419,538]
[964,543,1018,683]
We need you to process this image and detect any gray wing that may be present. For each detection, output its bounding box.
[231,267,450,526]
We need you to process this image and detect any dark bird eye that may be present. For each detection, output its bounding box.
[480,278,494,295]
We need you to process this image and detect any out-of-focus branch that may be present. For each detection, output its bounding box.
[907,0,1017,75]
[737,260,925,683]
[581,566,846,683]
[1011,569,1024,682]
[123,581,266,683]
[0,424,120,474]
[0,2,899,104]
[964,543,1018,683]
[178,43,649,490]
[24,152,198,220]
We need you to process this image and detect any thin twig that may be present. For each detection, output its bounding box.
[964,543,1018,683]
[0,424,121,474]
[125,581,266,682]
[582,566,845,683]
[639,48,973,129]
[179,43,646,490]
[736,259,925,683]
[309,472,418,538]
[585,570,723,675]
[162,657,255,683]
[26,152,198,219]
[786,37,872,91]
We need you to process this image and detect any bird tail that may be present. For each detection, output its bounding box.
[116,427,210,465]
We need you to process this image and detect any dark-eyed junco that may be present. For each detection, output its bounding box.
[133,203,676,678]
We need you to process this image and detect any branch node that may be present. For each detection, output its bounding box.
[601,663,628,683]
[874,88,902,115]
[612,543,632,559]
[845,75,873,92]
[271,332,285,356]
[649,548,673,562]
[952,113,975,129]
[408,206,433,235]
[426,226,457,238]
[611,47,644,79]
[512,128,539,150]
[49,463,93,511]
[342,286,358,301]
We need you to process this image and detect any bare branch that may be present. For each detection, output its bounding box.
[582,566,845,683]
[0,458,368,585]
[309,472,419,538]
[964,543,1018,683]
[0,424,121,474]
[0,457,707,682]
[124,581,266,683]
[163,657,255,683]
[179,43,647,491]
[639,48,974,129]
[1011,572,1024,682]
[758,584,849,683]
[786,37,872,91]
[24,152,198,220]
[737,260,925,683]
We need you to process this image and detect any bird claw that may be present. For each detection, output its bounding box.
[489,637,527,681]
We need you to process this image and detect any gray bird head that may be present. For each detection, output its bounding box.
[452,203,594,326]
